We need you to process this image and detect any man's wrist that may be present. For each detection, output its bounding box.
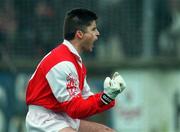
[101,92,114,105]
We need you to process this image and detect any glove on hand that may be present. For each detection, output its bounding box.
[101,72,126,104]
[112,72,126,93]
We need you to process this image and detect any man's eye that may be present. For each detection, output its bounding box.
[92,28,97,31]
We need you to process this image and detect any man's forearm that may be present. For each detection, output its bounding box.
[59,92,115,119]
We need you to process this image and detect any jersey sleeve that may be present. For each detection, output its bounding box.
[81,77,94,99]
[46,61,81,102]
[46,61,115,119]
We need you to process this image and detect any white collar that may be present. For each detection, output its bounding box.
[63,39,82,62]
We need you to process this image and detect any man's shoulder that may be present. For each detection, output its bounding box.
[53,43,69,53]
[39,44,74,73]
[44,44,70,59]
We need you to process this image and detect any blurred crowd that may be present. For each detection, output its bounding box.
[0,0,180,63]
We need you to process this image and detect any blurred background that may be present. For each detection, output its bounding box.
[0,0,180,132]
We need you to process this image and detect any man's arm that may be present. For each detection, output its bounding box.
[46,62,124,119]
[58,92,115,119]
[81,76,94,99]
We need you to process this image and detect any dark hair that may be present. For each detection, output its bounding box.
[63,8,98,40]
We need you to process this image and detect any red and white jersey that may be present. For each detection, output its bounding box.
[26,40,115,119]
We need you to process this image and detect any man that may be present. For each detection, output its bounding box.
[25,8,126,132]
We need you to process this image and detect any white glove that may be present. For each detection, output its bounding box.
[101,72,126,104]
[112,72,126,93]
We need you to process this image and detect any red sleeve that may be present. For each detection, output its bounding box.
[57,92,115,119]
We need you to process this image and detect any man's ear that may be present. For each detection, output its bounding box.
[75,30,84,39]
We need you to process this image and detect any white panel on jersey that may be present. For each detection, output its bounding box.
[46,61,81,102]
[82,77,94,99]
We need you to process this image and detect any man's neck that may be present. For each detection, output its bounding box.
[69,39,82,54]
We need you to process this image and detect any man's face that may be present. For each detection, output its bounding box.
[81,20,100,52]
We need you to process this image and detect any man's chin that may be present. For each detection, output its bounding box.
[89,46,94,52]
[85,46,93,52]
[83,45,94,52]
[85,49,93,52]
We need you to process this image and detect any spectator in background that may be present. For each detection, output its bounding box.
[0,3,18,74]
[13,0,36,57]
[34,1,55,54]
[117,0,143,58]
[154,0,172,56]
[158,0,180,57]
[0,4,17,54]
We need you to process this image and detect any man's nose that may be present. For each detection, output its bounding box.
[96,30,100,36]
